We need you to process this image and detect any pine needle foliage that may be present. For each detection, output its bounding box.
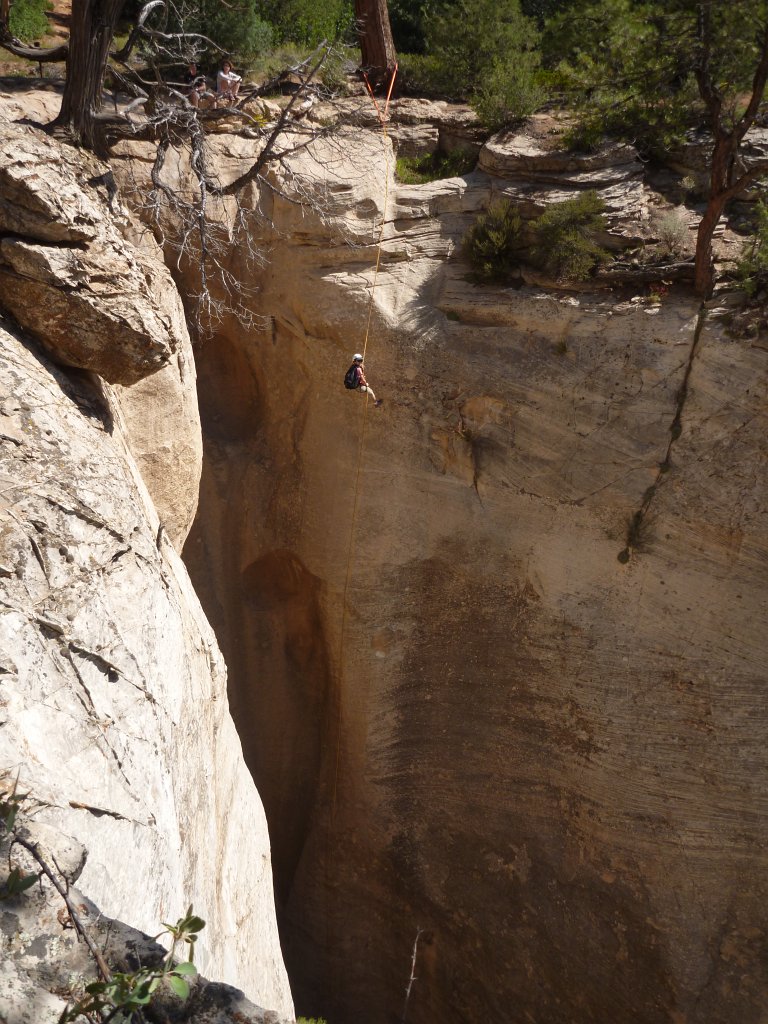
[462,199,524,282]
[8,0,52,42]
[531,191,610,281]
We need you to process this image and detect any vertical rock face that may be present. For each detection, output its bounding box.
[0,319,291,1017]
[0,115,292,1018]
[177,123,768,1024]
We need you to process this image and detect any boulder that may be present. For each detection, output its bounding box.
[0,122,184,385]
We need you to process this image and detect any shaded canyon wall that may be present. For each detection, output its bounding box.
[132,121,768,1024]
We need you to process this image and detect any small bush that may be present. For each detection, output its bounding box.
[260,0,353,46]
[471,55,544,131]
[9,0,52,41]
[531,191,610,281]
[463,199,523,282]
[736,201,768,297]
[396,52,450,99]
[396,149,477,184]
[562,116,605,154]
[654,211,688,256]
[316,46,358,93]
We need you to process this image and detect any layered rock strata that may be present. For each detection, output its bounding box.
[159,118,768,1024]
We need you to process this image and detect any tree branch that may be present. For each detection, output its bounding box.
[734,19,768,144]
[111,0,164,62]
[213,44,330,197]
[12,835,112,983]
[0,33,68,60]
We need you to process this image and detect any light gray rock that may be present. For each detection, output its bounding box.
[0,831,288,1024]
[0,319,293,1019]
[0,122,185,385]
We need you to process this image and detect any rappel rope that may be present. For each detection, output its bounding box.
[332,67,398,816]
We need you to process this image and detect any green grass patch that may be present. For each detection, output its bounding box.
[396,149,477,185]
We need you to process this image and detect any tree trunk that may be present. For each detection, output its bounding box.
[53,0,125,150]
[694,192,728,298]
[694,133,734,298]
[354,0,396,92]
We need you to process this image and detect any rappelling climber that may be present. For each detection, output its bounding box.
[344,354,383,407]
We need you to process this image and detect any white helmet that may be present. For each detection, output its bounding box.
[353,353,363,361]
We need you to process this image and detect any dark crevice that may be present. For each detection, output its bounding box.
[68,800,130,821]
[618,304,708,563]
[0,232,88,252]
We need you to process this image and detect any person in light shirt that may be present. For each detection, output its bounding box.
[216,60,241,106]
[344,354,383,407]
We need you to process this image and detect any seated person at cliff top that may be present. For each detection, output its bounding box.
[216,61,242,105]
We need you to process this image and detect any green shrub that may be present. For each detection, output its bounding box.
[531,191,610,281]
[736,201,768,297]
[165,1,274,62]
[462,199,523,282]
[424,0,537,96]
[561,116,606,154]
[543,0,706,155]
[8,0,52,42]
[471,53,544,130]
[260,0,353,46]
[399,0,543,126]
[316,45,358,93]
[396,149,477,184]
[396,52,448,99]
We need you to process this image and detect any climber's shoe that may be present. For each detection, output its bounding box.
[374,399,384,408]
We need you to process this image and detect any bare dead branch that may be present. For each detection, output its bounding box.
[401,927,424,1024]
[213,43,331,197]
[12,835,113,983]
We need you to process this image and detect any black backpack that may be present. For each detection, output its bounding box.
[343,364,359,389]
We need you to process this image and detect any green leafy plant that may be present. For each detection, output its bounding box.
[60,907,205,1022]
[8,0,52,42]
[462,198,524,282]
[471,53,544,131]
[399,0,543,127]
[531,191,610,281]
[396,149,477,184]
[259,0,353,47]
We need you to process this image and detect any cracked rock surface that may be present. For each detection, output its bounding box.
[0,319,292,1018]
[0,825,285,1024]
[0,121,184,385]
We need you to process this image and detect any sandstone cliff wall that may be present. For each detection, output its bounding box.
[0,115,292,1019]
[164,119,768,1024]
